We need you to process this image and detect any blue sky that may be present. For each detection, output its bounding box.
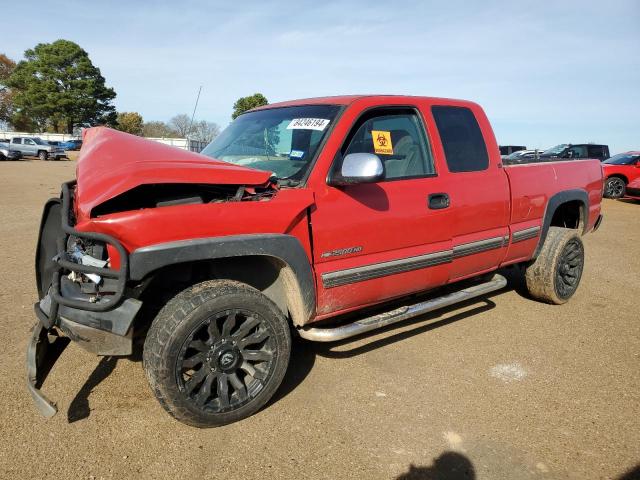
[4,0,639,152]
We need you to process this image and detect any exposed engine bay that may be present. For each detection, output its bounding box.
[90,182,278,217]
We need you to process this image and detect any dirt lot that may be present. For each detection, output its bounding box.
[0,159,638,480]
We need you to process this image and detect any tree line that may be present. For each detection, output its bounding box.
[0,39,269,143]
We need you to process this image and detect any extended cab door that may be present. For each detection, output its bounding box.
[11,138,23,153]
[430,104,511,281]
[23,138,38,156]
[310,107,453,317]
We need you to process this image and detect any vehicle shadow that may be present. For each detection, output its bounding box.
[618,198,640,205]
[67,356,118,423]
[498,265,531,300]
[396,451,475,479]
[617,464,640,480]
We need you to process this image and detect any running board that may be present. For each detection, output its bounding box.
[298,274,507,342]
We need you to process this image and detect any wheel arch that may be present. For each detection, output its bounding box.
[606,173,628,184]
[129,234,316,327]
[533,189,589,258]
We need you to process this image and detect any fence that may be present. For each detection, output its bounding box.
[0,131,207,153]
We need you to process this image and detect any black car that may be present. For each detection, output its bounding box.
[539,144,610,162]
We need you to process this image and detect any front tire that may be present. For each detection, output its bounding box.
[38,150,48,161]
[143,280,291,427]
[604,177,626,199]
[524,227,585,305]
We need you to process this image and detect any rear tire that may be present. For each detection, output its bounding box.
[604,177,626,199]
[524,227,584,305]
[143,279,291,427]
[38,150,48,161]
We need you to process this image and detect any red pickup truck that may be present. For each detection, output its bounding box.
[29,95,604,427]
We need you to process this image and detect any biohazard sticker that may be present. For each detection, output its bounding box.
[287,118,330,131]
[372,130,393,155]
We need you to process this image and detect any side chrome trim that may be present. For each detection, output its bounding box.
[512,226,541,243]
[322,250,452,288]
[322,232,516,289]
[452,236,506,259]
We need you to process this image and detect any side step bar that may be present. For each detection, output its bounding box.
[299,274,507,342]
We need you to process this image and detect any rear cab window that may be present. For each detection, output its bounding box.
[431,106,489,172]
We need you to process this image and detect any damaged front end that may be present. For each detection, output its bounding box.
[29,181,141,417]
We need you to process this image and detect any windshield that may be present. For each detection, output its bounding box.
[31,137,48,145]
[541,144,568,156]
[603,153,640,165]
[201,105,340,184]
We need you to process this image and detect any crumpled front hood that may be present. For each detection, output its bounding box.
[75,127,272,219]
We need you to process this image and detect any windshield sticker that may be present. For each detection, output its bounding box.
[372,130,393,155]
[290,149,305,159]
[287,118,330,131]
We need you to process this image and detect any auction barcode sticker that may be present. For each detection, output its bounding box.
[286,118,330,131]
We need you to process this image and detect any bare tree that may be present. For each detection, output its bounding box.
[143,121,178,138]
[169,114,191,138]
[192,120,220,144]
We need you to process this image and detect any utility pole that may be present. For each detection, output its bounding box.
[188,86,202,150]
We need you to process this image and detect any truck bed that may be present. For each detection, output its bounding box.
[502,159,603,265]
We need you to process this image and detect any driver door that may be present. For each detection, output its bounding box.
[311,107,453,317]
[24,139,37,156]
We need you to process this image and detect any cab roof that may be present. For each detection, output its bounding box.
[251,95,474,110]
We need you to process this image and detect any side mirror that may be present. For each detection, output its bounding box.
[328,153,384,186]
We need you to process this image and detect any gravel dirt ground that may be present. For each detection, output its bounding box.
[0,159,638,480]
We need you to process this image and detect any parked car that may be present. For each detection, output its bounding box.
[9,137,67,160]
[539,143,610,162]
[625,178,640,200]
[502,149,543,164]
[28,95,603,427]
[0,142,22,160]
[499,145,526,157]
[59,139,82,150]
[602,151,640,198]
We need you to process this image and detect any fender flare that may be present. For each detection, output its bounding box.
[533,189,589,258]
[129,234,316,322]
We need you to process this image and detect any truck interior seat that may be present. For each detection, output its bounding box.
[384,130,424,179]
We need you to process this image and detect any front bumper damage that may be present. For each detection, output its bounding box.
[28,181,141,417]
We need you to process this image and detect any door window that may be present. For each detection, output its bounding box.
[12,138,21,144]
[566,145,588,158]
[431,106,489,172]
[342,109,434,179]
[587,145,604,158]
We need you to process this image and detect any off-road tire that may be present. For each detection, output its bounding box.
[38,150,48,161]
[524,227,584,305]
[604,177,626,199]
[143,279,291,428]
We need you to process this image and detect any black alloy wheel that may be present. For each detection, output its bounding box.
[176,308,276,413]
[554,237,584,300]
[143,279,291,427]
